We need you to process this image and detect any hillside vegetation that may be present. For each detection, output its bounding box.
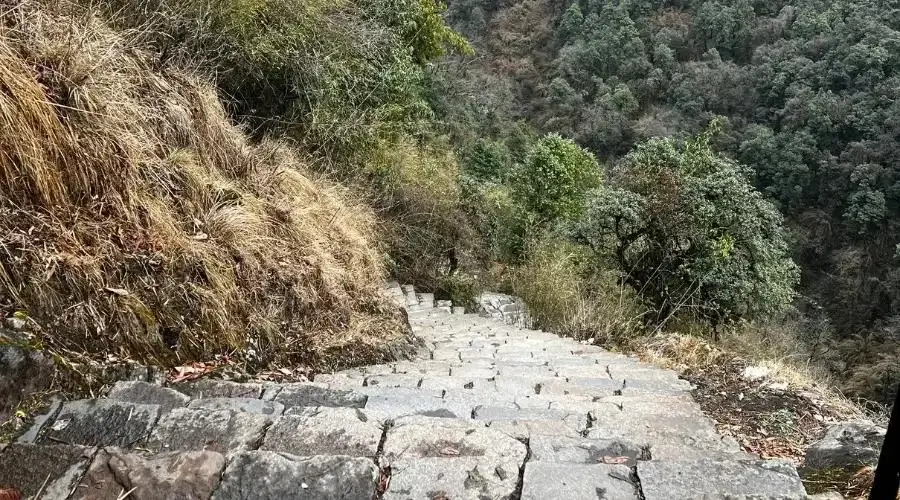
[2,0,895,418]
[0,0,469,371]
[437,0,900,405]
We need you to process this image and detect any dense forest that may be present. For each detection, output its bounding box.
[431,0,900,403]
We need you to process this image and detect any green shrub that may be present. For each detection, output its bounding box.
[513,134,602,222]
[366,138,479,288]
[464,181,535,263]
[87,0,465,158]
[464,139,513,182]
[436,272,481,312]
[572,128,799,327]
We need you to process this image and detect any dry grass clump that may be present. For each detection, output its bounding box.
[366,137,477,289]
[0,1,406,369]
[509,239,647,345]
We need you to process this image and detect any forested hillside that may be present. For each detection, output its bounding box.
[435,0,900,403]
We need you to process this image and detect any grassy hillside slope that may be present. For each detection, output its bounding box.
[0,1,410,371]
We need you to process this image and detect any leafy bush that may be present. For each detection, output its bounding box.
[573,128,799,326]
[87,0,466,158]
[435,272,482,312]
[464,181,534,264]
[513,134,602,222]
[464,139,513,182]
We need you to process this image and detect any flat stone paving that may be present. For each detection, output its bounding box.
[0,284,809,499]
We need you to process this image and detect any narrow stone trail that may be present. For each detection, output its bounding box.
[0,284,808,499]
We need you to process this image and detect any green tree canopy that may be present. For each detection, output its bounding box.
[574,128,799,326]
[513,134,601,222]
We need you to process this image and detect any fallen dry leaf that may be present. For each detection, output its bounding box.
[0,488,23,500]
[169,362,217,383]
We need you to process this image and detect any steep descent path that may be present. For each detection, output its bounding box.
[1,284,808,499]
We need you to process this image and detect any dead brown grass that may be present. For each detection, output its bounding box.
[0,0,407,370]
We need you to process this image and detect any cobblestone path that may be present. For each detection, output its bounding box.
[0,284,808,499]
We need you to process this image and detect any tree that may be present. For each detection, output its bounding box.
[559,2,584,41]
[465,139,512,181]
[363,0,474,64]
[513,134,601,222]
[573,127,799,327]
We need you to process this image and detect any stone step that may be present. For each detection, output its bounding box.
[521,462,638,500]
[3,287,810,498]
[213,451,378,499]
[636,458,807,499]
[416,292,435,308]
[74,447,225,499]
[0,443,95,499]
[38,399,160,448]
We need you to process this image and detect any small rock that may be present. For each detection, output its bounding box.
[804,421,886,470]
[742,365,770,382]
[4,317,26,330]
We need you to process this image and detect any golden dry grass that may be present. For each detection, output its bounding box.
[0,0,407,369]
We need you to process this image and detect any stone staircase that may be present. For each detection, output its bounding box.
[0,283,809,499]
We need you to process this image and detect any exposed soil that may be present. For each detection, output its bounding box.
[681,357,875,498]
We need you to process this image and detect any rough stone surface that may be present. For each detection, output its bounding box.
[637,459,808,499]
[0,443,95,499]
[73,448,225,500]
[266,382,368,409]
[188,397,284,415]
[362,387,475,418]
[0,343,55,424]
[171,379,263,399]
[261,407,383,457]
[385,457,520,500]
[383,422,527,463]
[529,435,647,465]
[41,399,159,447]
[804,421,886,470]
[107,381,191,413]
[147,408,270,453]
[485,419,583,440]
[212,451,377,500]
[521,462,638,500]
